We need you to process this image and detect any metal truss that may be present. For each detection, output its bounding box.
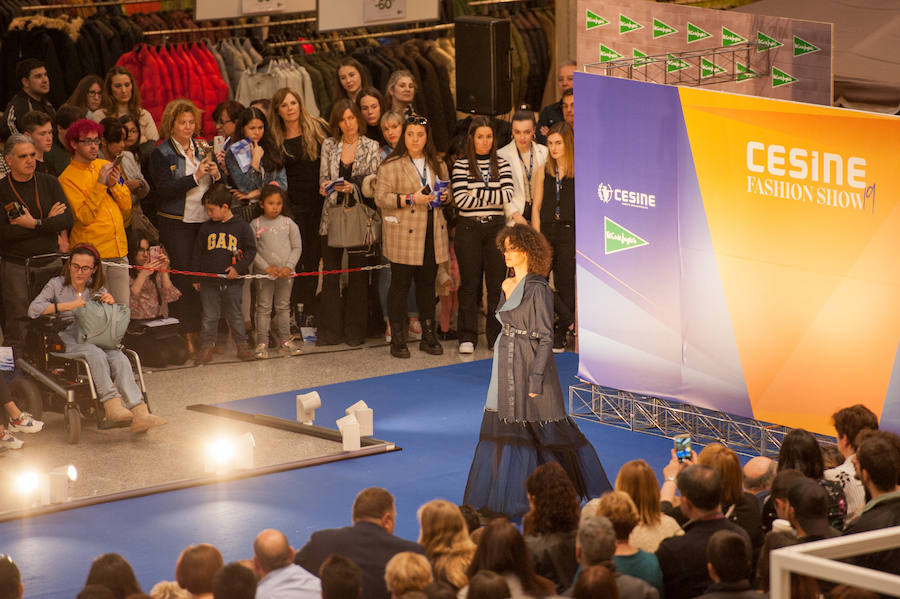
[583,42,772,87]
[569,383,836,457]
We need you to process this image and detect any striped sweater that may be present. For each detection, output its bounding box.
[451,156,514,218]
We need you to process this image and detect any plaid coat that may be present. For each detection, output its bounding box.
[374,156,449,266]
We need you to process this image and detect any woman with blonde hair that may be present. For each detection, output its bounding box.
[384,552,433,598]
[614,459,683,552]
[594,491,663,595]
[385,70,417,114]
[417,500,477,590]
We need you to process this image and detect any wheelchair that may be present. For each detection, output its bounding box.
[9,253,151,444]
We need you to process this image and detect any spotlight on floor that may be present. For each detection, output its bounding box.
[15,464,78,506]
[204,433,255,474]
[15,471,40,496]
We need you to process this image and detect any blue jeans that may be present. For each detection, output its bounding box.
[199,282,247,348]
[57,332,144,408]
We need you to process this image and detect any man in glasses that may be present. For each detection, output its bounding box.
[58,119,132,304]
[0,134,72,347]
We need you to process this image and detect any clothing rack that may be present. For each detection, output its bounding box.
[143,16,316,37]
[22,0,155,10]
[467,0,529,5]
[269,22,454,48]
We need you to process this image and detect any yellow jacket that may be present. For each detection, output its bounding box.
[60,159,132,259]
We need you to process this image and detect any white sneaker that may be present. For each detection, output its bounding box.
[0,431,24,449]
[459,342,475,354]
[280,339,303,356]
[254,343,269,360]
[9,412,43,433]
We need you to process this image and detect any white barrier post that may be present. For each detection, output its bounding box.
[345,400,374,437]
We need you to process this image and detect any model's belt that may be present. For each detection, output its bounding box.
[502,322,540,338]
[462,214,504,225]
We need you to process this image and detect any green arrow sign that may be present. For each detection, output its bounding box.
[653,18,677,39]
[701,58,725,78]
[772,67,798,87]
[722,27,746,47]
[793,35,820,56]
[619,14,643,34]
[736,62,759,82]
[586,9,609,30]
[599,44,623,63]
[757,31,783,51]
[605,217,648,255]
[687,22,711,43]
[633,49,652,67]
[666,53,691,73]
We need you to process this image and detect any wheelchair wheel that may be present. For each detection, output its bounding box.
[65,406,81,444]
[10,378,43,420]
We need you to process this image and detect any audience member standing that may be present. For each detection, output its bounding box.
[692,531,758,599]
[825,404,878,518]
[59,119,133,304]
[253,529,320,599]
[67,75,104,120]
[451,117,513,353]
[294,488,425,599]
[561,90,574,129]
[536,61,575,143]
[614,459,683,552]
[357,87,386,147]
[385,71,417,115]
[335,58,369,104]
[21,111,56,175]
[226,106,287,202]
[1,59,55,139]
[91,66,159,143]
[46,103,85,176]
[785,477,841,542]
[497,110,547,226]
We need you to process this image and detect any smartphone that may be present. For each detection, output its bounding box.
[421,184,432,195]
[112,153,124,168]
[149,246,162,261]
[213,135,225,154]
[674,434,692,462]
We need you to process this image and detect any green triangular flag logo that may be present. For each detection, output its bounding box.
[772,67,798,87]
[586,9,609,30]
[757,31,783,51]
[701,57,725,78]
[736,62,759,82]
[722,27,746,47]
[666,53,691,73]
[599,44,623,63]
[619,14,643,34]
[653,18,677,39]
[793,35,820,57]
[687,22,711,43]
[605,217,648,255]
[633,49,652,67]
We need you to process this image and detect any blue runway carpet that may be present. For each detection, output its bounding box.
[0,354,676,599]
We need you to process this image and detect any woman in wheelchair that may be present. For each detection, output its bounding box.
[27,243,167,432]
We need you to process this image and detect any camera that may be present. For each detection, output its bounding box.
[4,200,26,220]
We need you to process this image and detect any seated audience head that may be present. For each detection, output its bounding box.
[4,135,36,180]
[697,443,744,509]
[319,554,362,599]
[742,457,776,494]
[706,530,751,583]
[0,555,22,599]
[595,491,640,542]
[677,464,722,517]
[55,103,87,145]
[252,529,293,576]
[357,86,384,132]
[175,544,223,596]
[384,552,432,596]
[336,57,369,101]
[417,500,477,588]
[212,563,257,599]
[523,462,579,535]
[829,585,880,599]
[466,571,510,599]
[457,504,481,536]
[855,431,900,494]
[770,469,807,521]
[149,581,191,599]
[21,111,53,154]
[787,477,832,538]
[212,100,244,140]
[65,119,104,159]
[615,458,665,525]
[778,429,825,480]
[16,58,49,98]
[561,90,574,127]
[160,99,202,143]
[352,487,396,532]
[573,565,618,599]
[379,110,405,151]
[85,553,143,599]
[821,445,843,470]
[576,515,616,567]
[832,405,878,457]
[465,520,553,597]
[756,531,820,599]
[78,586,117,599]
[68,74,104,113]
[66,243,105,292]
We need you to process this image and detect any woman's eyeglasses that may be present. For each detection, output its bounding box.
[70,264,96,273]
[406,115,428,126]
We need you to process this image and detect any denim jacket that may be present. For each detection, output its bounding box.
[149,138,223,220]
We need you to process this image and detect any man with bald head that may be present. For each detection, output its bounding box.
[254,529,320,599]
[742,456,775,509]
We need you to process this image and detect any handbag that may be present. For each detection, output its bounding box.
[327,185,381,249]
[232,199,262,223]
[73,300,131,349]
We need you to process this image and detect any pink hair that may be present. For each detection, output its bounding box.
[65,119,105,155]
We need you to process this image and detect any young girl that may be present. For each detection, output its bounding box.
[250,185,303,359]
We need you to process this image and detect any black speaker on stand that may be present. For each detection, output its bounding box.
[455,16,512,116]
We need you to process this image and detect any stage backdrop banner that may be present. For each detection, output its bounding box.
[575,72,900,435]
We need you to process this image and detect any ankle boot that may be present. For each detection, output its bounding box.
[103,397,133,423]
[419,319,444,355]
[185,332,201,358]
[130,403,167,433]
[389,319,410,358]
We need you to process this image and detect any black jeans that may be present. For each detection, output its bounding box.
[388,215,437,327]
[291,211,323,317]
[157,218,202,333]
[317,239,372,344]
[454,215,506,347]
[544,221,576,331]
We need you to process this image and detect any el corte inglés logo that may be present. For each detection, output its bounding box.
[604,217,649,255]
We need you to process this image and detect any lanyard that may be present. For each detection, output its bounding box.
[409,157,428,187]
[516,144,534,180]
[7,176,42,217]
[554,171,562,220]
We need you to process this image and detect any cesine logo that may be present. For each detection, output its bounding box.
[597,182,656,209]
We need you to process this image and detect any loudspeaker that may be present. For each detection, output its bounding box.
[455,16,512,116]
